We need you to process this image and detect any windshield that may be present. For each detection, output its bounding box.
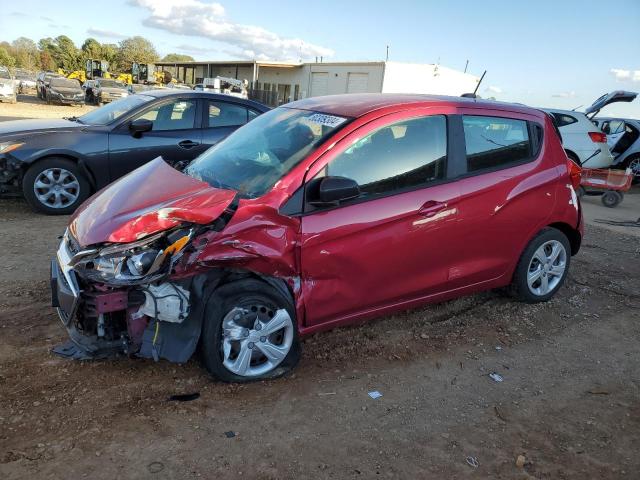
[51,78,79,88]
[99,79,125,88]
[78,94,153,125]
[0,70,11,79]
[186,108,349,198]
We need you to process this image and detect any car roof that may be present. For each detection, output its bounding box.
[143,89,269,111]
[284,93,540,118]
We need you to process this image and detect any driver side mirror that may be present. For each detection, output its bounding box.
[129,118,153,137]
[308,176,361,206]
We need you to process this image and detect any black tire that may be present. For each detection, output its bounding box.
[510,227,571,303]
[200,278,301,383]
[22,157,90,215]
[601,190,622,208]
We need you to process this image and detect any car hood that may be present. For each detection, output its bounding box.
[585,90,638,116]
[69,157,237,247]
[0,118,83,137]
[101,87,127,94]
[50,87,83,94]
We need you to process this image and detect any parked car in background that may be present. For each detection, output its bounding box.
[36,71,63,100]
[92,79,130,104]
[128,83,153,94]
[593,117,640,178]
[543,108,614,168]
[15,71,36,94]
[50,94,583,381]
[0,67,16,104]
[45,77,85,106]
[0,90,269,213]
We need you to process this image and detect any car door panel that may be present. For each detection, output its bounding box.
[108,98,203,180]
[301,184,459,326]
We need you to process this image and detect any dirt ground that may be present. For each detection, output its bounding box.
[0,192,639,480]
[0,94,95,121]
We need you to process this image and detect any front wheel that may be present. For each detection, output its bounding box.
[200,278,301,382]
[22,157,90,215]
[510,228,571,303]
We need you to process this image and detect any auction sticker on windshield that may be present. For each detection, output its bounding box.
[305,113,347,128]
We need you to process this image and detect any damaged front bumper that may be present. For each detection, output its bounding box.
[0,154,24,196]
[50,234,203,363]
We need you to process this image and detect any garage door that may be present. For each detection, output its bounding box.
[311,72,329,97]
[347,73,369,93]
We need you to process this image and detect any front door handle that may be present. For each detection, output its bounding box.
[178,140,200,149]
[418,200,447,218]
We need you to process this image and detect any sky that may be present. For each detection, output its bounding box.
[2,0,639,118]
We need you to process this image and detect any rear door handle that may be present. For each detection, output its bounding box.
[178,140,200,149]
[418,200,447,217]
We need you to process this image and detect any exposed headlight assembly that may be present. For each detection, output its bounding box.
[70,228,194,285]
[0,141,24,154]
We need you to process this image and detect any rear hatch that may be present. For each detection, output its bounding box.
[585,91,638,117]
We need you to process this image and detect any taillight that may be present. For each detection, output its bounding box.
[588,131,607,143]
[567,157,582,189]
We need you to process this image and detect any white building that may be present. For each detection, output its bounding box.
[155,60,481,106]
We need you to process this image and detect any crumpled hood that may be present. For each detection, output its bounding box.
[0,118,83,137]
[69,157,237,247]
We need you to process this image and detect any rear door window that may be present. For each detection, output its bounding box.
[462,116,531,173]
[207,101,253,128]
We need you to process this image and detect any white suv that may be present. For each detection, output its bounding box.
[543,109,614,168]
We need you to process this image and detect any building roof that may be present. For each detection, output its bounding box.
[283,93,539,118]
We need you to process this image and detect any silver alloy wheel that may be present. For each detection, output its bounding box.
[629,157,640,177]
[527,240,567,296]
[33,168,80,209]
[221,305,294,378]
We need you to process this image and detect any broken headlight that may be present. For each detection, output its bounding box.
[71,228,193,285]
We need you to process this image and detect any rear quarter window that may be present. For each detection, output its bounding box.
[463,116,532,173]
[551,113,578,127]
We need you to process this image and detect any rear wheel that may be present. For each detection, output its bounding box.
[200,278,301,382]
[601,190,623,208]
[510,228,571,303]
[22,157,90,215]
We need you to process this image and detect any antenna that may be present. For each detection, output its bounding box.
[385,45,389,62]
[472,70,487,96]
[464,59,468,73]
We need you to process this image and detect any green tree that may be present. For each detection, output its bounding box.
[12,37,39,70]
[0,47,16,68]
[81,38,103,60]
[116,36,159,69]
[54,35,81,71]
[161,53,195,62]
[100,43,118,71]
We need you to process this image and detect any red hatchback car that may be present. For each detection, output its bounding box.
[51,94,583,381]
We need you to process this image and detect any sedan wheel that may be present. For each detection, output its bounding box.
[22,157,90,215]
[33,168,80,209]
[628,157,640,178]
[221,305,294,378]
[526,240,567,296]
